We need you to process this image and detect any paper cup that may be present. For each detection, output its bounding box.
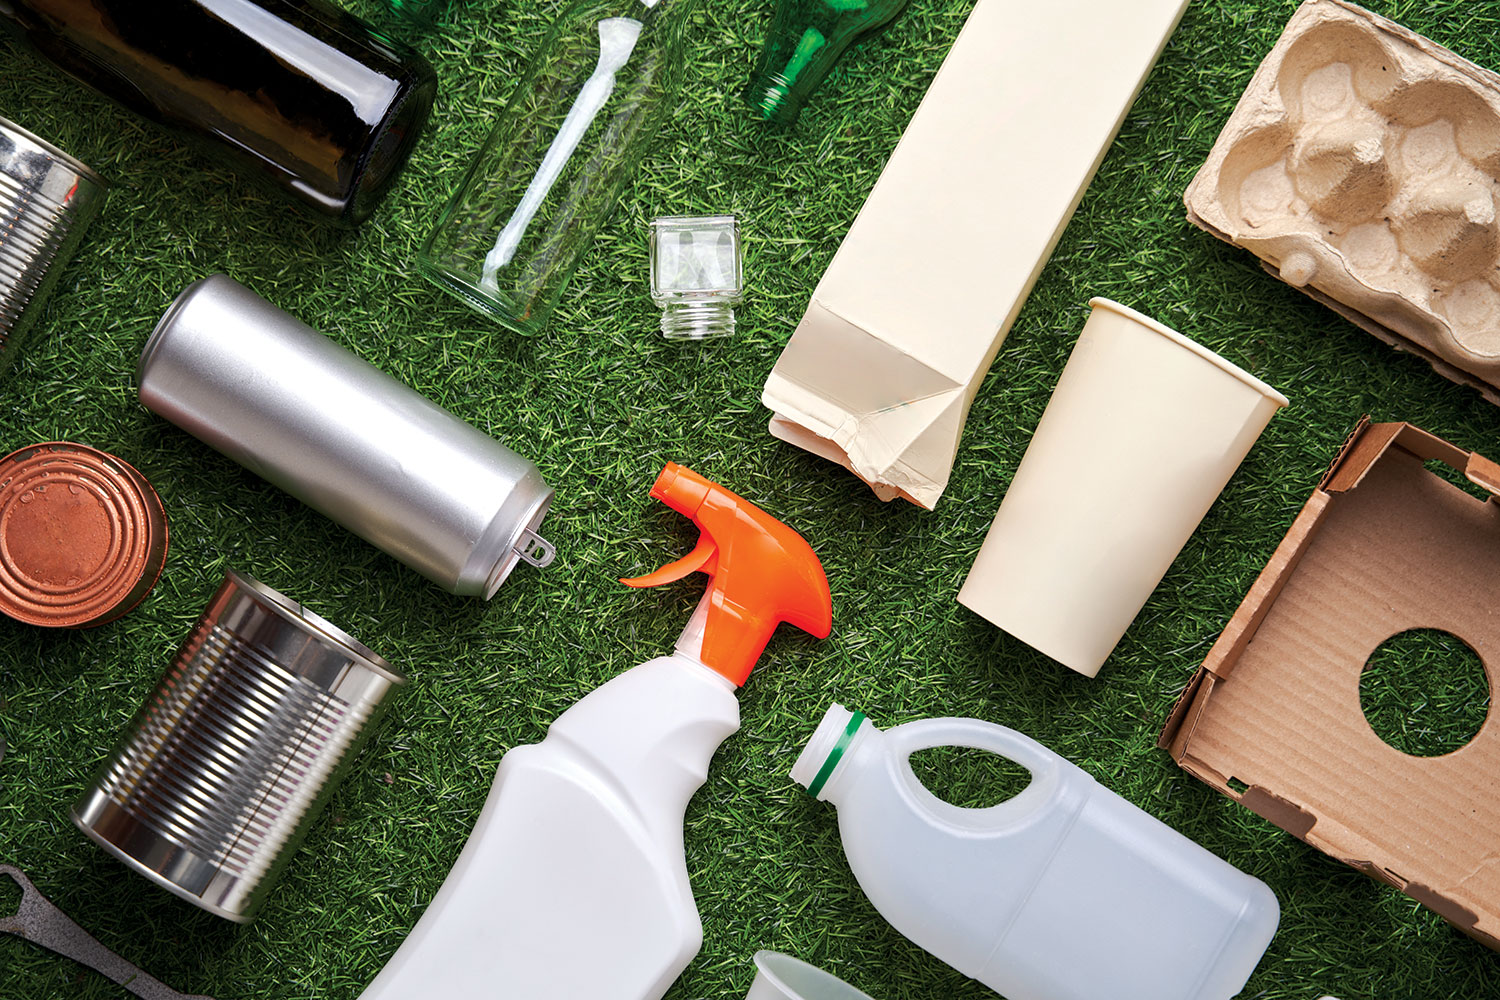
[958,298,1288,677]
[747,952,876,1000]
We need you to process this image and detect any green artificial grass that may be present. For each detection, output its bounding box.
[2,0,1499,997]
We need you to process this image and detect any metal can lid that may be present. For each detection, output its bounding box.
[0,442,168,628]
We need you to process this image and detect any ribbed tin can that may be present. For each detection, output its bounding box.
[0,441,167,627]
[0,116,107,372]
[137,274,556,597]
[72,570,404,923]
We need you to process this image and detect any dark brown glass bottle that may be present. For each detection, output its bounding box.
[0,0,437,226]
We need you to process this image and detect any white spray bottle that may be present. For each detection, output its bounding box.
[360,462,833,1000]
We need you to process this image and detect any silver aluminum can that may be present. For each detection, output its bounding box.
[0,115,107,372]
[138,274,555,597]
[73,570,404,923]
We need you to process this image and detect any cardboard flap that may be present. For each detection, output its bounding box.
[1466,453,1500,498]
[1319,420,1482,495]
[1319,418,1399,492]
[1158,670,1210,754]
[1240,786,1317,840]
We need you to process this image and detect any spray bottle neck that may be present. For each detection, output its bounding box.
[674,589,711,663]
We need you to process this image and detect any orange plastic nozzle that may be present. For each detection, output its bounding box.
[620,463,832,686]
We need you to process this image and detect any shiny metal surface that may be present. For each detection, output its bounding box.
[72,570,403,923]
[0,115,107,371]
[137,274,555,597]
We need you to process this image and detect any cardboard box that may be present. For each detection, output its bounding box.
[1185,0,1500,406]
[760,0,1190,509]
[1160,418,1500,950]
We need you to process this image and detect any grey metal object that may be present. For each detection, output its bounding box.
[72,570,404,923]
[0,863,215,999]
[137,274,556,597]
[0,116,107,372]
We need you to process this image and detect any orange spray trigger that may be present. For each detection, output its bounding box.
[619,463,832,686]
[620,532,717,588]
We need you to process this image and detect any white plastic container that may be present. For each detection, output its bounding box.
[357,464,834,1000]
[957,297,1288,677]
[358,653,739,999]
[792,704,1280,1000]
[746,951,876,1000]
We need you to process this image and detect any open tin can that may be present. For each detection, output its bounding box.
[73,570,404,922]
[0,442,167,627]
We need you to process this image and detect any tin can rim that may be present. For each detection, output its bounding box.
[225,569,405,684]
[0,115,108,190]
[70,800,256,924]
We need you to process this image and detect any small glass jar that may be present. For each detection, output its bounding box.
[648,215,744,339]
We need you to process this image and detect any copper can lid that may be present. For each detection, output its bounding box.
[0,442,168,628]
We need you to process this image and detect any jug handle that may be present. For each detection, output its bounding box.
[886,719,1065,833]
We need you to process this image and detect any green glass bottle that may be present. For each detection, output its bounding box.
[384,0,448,25]
[418,0,693,335]
[743,0,910,125]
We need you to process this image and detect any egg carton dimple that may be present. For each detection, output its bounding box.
[1186,0,1500,403]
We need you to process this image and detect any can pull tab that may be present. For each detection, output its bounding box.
[514,528,556,568]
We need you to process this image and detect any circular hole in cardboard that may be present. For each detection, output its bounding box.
[1361,628,1491,757]
[909,745,1032,809]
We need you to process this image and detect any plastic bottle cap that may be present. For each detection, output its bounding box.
[791,703,868,799]
[0,442,168,628]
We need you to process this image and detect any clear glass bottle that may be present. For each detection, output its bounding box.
[648,214,743,339]
[418,0,693,335]
[743,0,911,126]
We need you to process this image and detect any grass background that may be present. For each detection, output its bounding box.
[2,0,1499,997]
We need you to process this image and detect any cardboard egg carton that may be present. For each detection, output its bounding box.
[1185,0,1500,404]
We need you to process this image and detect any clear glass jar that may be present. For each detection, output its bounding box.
[648,214,743,339]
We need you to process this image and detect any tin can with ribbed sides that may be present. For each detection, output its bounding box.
[0,442,167,627]
[137,274,556,597]
[0,116,107,372]
[72,569,404,923]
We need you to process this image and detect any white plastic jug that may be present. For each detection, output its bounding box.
[791,705,1280,1000]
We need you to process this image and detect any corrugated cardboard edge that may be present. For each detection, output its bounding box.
[1160,418,1500,951]
[1181,0,1500,406]
[1157,419,1377,757]
[761,2,1190,511]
